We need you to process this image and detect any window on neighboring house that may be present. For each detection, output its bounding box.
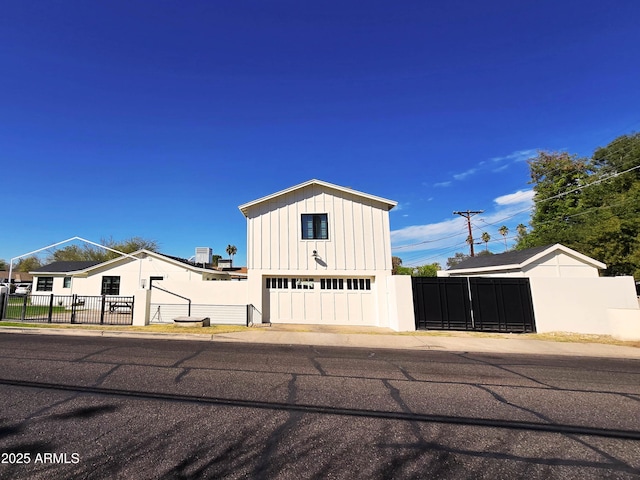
[36,277,53,292]
[101,276,120,295]
[301,214,328,240]
[63,277,71,288]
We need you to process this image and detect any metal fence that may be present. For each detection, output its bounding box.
[2,294,134,325]
[150,303,252,326]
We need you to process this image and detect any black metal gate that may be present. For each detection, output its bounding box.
[412,277,535,333]
[1,294,134,325]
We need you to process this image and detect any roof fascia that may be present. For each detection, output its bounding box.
[520,244,607,270]
[238,179,397,216]
[447,264,522,274]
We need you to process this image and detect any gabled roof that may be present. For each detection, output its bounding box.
[447,244,606,273]
[238,179,397,216]
[30,251,230,277]
[31,261,103,274]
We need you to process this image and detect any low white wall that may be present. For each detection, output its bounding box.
[386,275,415,332]
[529,276,639,335]
[607,309,640,341]
[150,279,249,305]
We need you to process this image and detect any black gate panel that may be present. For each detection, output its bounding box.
[412,277,472,330]
[470,278,536,333]
[413,277,536,333]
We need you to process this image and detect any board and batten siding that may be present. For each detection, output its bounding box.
[246,184,392,272]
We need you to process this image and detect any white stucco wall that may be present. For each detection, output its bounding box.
[529,276,639,335]
[386,275,415,332]
[149,278,248,305]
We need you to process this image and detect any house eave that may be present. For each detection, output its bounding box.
[238,179,397,216]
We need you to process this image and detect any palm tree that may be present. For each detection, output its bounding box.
[481,232,491,252]
[225,244,237,261]
[498,225,509,251]
[516,224,527,238]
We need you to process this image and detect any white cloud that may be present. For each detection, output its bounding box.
[494,189,535,207]
[433,181,452,188]
[490,149,538,163]
[391,188,536,266]
[453,168,477,180]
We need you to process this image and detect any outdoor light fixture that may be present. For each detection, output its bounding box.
[312,250,318,258]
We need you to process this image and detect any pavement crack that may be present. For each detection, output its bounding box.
[94,364,121,387]
[171,348,204,368]
[175,368,191,384]
[74,347,115,362]
[309,356,327,376]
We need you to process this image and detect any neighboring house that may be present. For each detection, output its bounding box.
[0,271,33,284]
[239,179,400,326]
[30,250,235,299]
[438,244,606,278]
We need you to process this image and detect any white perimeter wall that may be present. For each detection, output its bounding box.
[530,276,640,337]
[386,275,415,332]
[150,279,248,305]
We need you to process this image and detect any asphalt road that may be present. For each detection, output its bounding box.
[0,334,638,479]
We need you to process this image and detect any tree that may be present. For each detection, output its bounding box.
[15,256,42,272]
[226,244,237,260]
[396,266,414,275]
[516,224,527,242]
[518,151,592,250]
[414,263,441,277]
[392,256,403,275]
[47,237,159,263]
[498,225,509,251]
[446,252,469,269]
[481,232,491,252]
[0,259,7,270]
[516,133,640,278]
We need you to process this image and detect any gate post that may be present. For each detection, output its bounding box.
[48,294,54,323]
[132,289,150,326]
[71,294,77,323]
[100,295,106,325]
[21,295,28,321]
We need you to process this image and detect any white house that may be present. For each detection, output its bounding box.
[438,244,607,278]
[30,250,234,302]
[239,179,413,328]
[23,180,415,330]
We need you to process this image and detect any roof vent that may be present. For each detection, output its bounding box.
[195,247,212,265]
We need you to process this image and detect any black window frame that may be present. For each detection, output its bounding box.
[301,214,329,240]
[101,276,121,295]
[63,276,72,288]
[36,277,53,292]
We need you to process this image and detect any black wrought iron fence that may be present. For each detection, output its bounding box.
[2,294,134,325]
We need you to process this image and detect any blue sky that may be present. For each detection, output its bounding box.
[2,1,639,268]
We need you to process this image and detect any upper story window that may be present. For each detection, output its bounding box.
[301,214,328,240]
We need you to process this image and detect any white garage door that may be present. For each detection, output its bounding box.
[265,277,375,325]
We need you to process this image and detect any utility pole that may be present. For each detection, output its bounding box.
[453,210,484,257]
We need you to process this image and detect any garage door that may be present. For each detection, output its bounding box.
[265,277,374,325]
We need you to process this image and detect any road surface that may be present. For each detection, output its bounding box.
[0,334,638,479]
